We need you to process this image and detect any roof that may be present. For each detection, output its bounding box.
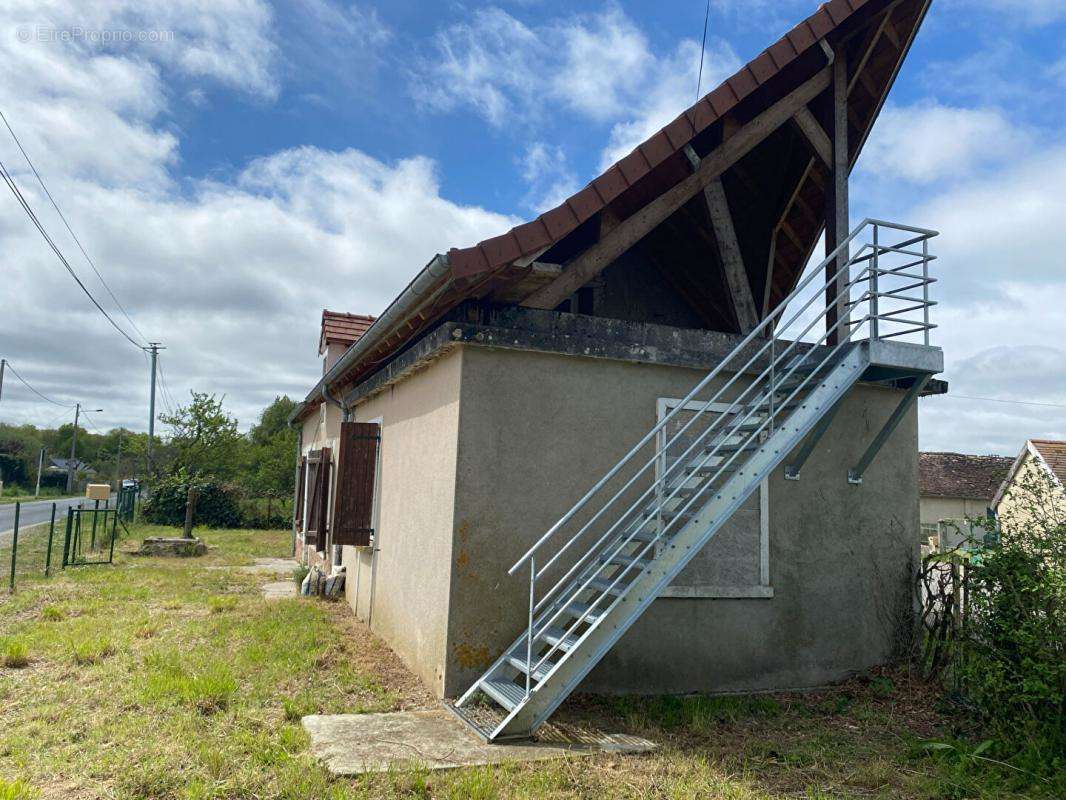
[319,311,376,355]
[48,458,93,472]
[295,0,931,420]
[919,452,1014,501]
[1030,440,1066,486]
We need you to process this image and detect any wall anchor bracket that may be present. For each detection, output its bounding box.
[847,374,931,485]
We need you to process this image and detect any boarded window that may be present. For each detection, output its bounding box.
[305,447,332,551]
[294,456,307,532]
[654,398,771,599]
[332,421,380,547]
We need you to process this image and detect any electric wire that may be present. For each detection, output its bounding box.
[155,356,178,415]
[695,0,711,101]
[0,107,149,344]
[945,394,1066,410]
[0,158,144,349]
[1,360,74,407]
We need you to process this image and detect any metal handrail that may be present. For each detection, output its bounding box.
[493,219,937,701]
[508,219,934,576]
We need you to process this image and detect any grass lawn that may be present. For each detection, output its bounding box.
[0,526,1058,799]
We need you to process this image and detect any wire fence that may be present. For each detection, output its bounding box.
[2,488,138,592]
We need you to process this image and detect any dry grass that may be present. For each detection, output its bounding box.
[0,524,1055,799]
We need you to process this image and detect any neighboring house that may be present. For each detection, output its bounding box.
[46,458,95,476]
[290,0,946,740]
[918,452,1012,542]
[992,440,1066,534]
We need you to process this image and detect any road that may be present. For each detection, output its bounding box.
[0,496,110,543]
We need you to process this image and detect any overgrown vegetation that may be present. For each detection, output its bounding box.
[917,466,1064,795]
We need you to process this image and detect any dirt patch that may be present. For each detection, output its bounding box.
[323,602,436,710]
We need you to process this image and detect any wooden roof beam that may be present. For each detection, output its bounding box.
[519,65,832,311]
[792,107,832,168]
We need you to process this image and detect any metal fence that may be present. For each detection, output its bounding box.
[3,492,137,592]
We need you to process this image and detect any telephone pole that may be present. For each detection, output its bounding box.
[35,447,44,497]
[145,342,164,476]
[0,358,6,403]
[66,403,103,493]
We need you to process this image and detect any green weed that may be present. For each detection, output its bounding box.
[2,639,29,669]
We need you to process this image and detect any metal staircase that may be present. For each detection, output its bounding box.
[453,219,941,741]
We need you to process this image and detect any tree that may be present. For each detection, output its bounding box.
[244,396,297,500]
[159,392,243,480]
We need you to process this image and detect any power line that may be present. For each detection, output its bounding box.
[0,107,148,343]
[156,356,178,415]
[1,360,74,408]
[695,0,711,101]
[946,394,1066,410]
[0,158,144,349]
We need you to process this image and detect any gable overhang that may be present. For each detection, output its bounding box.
[293,0,932,422]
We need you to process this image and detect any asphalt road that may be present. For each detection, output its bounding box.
[0,496,111,542]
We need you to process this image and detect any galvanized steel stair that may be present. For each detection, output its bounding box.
[453,220,940,741]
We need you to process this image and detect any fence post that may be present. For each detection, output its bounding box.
[90,498,100,550]
[108,510,118,564]
[62,507,73,568]
[45,502,57,576]
[9,502,20,592]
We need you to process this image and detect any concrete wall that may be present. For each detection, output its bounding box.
[445,345,919,697]
[341,347,464,697]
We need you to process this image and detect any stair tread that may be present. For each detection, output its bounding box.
[564,600,605,624]
[506,655,552,682]
[587,575,628,595]
[540,626,581,651]
[480,677,526,711]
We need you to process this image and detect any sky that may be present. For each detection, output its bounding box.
[0,0,1063,456]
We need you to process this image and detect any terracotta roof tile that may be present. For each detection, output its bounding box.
[320,310,376,354]
[919,452,1014,500]
[1030,440,1066,485]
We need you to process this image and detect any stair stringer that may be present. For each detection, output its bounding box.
[487,343,872,739]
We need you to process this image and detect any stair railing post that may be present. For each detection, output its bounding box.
[922,235,930,345]
[870,223,879,341]
[769,337,776,435]
[526,557,536,696]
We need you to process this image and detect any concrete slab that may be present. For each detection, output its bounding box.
[302,709,656,774]
[209,557,299,575]
[261,580,297,600]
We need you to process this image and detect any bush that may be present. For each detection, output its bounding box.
[142,470,242,528]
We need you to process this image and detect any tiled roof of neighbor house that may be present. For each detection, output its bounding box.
[319,311,376,355]
[448,0,886,279]
[1030,440,1066,486]
[919,452,1014,500]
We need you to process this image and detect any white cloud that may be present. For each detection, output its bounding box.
[862,102,1031,184]
[519,142,579,213]
[599,37,738,169]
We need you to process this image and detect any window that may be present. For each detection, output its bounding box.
[654,398,772,599]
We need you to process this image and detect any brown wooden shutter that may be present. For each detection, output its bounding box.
[294,456,307,532]
[315,447,332,552]
[304,449,323,548]
[332,421,380,547]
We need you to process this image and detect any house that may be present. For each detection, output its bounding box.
[46,458,95,476]
[918,452,1012,543]
[290,0,945,740]
[992,440,1066,535]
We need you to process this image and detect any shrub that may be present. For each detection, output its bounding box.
[142,469,242,529]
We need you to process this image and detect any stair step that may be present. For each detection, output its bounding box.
[599,552,651,570]
[564,600,605,625]
[587,576,628,596]
[628,528,658,544]
[703,438,760,456]
[480,677,526,712]
[540,626,581,652]
[507,655,553,683]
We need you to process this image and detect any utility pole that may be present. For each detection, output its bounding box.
[66,403,80,494]
[113,429,123,488]
[66,403,103,494]
[0,358,6,403]
[145,342,164,476]
[34,447,44,497]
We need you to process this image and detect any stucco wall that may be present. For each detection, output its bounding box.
[445,344,919,697]
[919,496,988,527]
[994,451,1066,535]
[296,399,343,567]
[341,347,464,696]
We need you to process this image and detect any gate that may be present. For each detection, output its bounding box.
[62,505,119,567]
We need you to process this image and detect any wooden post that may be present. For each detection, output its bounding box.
[825,49,850,345]
[183,487,200,540]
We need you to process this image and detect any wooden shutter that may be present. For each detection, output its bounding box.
[304,449,324,548]
[314,447,331,552]
[294,456,307,532]
[332,421,380,547]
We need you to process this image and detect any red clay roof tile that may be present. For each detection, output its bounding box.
[1030,440,1066,486]
[919,453,1014,500]
[320,311,376,354]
